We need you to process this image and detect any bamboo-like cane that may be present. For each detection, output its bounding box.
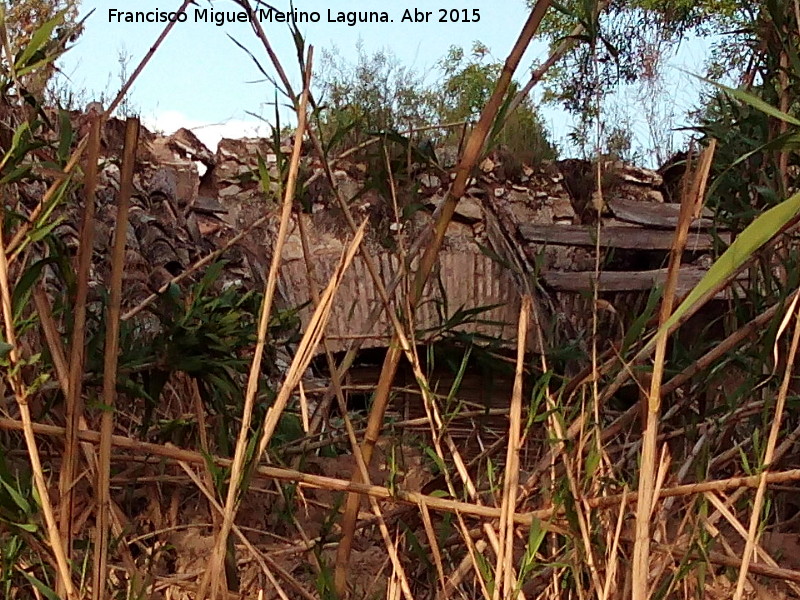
[58,110,101,599]
[92,117,139,600]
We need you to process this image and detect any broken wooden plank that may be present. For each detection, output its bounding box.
[542,266,746,297]
[519,224,731,250]
[607,197,718,229]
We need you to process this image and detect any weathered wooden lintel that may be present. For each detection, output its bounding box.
[519,225,731,250]
[542,266,745,297]
[607,197,717,229]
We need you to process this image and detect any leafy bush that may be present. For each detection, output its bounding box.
[315,41,557,162]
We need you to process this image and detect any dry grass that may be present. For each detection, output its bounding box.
[3,1,800,599]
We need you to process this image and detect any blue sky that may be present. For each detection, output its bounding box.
[57,1,712,160]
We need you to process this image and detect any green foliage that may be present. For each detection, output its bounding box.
[127,264,293,445]
[2,0,80,50]
[439,42,557,163]
[0,11,80,266]
[515,519,548,595]
[314,41,556,162]
[693,1,800,228]
[528,0,783,158]
[0,0,83,98]
[536,0,747,110]
[0,447,59,597]
[664,189,800,336]
[696,93,785,222]
[316,43,439,148]
[438,42,498,121]
[58,262,300,453]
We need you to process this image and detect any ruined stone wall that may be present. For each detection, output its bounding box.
[57,116,695,355]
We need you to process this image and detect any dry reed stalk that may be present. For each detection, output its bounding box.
[9,415,800,525]
[586,158,610,494]
[295,173,416,599]
[367,157,505,593]
[0,416,559,527]
[440,538,489,600]
[356,266,514,596]
[186,375,232,592]
[252,223,368,459]
[299,138,413,436]
[580,157,613,598]
[92,117,138,600]
[335,1,554,591]
[294,212,348,445]
[633,140,716,600]
[493,296,530,600]
[235,0,296,99]
[59,110,101,596]
[200,48,315,600]
[190,378,216,509]
[33,283,143,585]
[300,132,417,445]
[733,289,800,599]
[223,216,373,595]
[293,99,432,440]
[33,285,145,592]
[0,216,76,599]
[418,501,447,596]
[601,488,628,600]
[32,287,69,387]
[7,136,87,261]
